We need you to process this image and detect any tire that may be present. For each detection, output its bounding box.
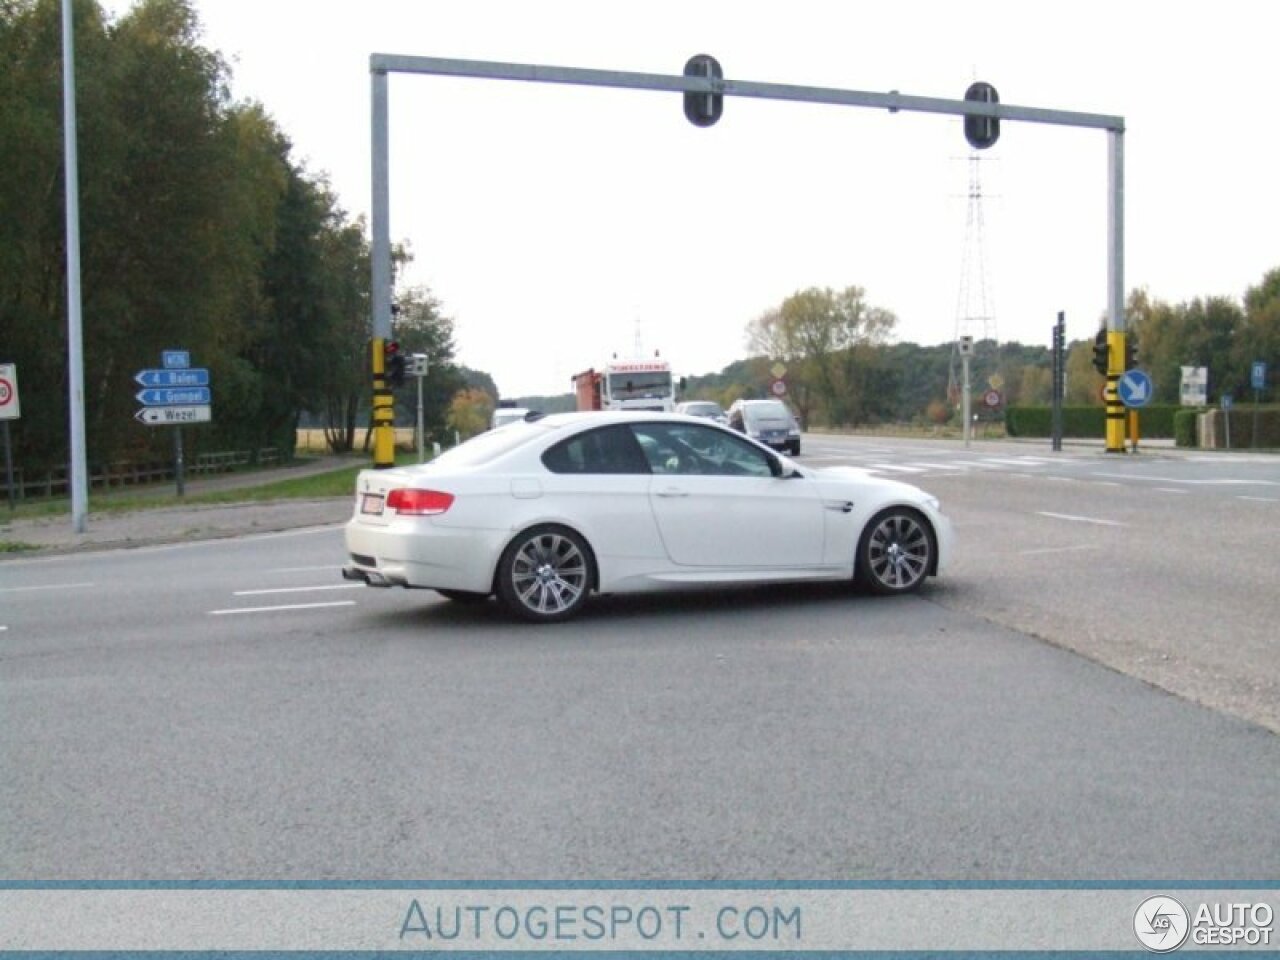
[856,507,935,595]
[495,524,594,622]
[788,440,801,456]
[436,589,488,604]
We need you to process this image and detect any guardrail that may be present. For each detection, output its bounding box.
[2,448,280,503]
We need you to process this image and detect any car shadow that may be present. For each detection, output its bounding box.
[362,579,939,631]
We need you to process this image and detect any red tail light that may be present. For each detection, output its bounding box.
[386,488,454,515]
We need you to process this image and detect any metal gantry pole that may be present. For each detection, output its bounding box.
[369,68,396,469]
[368,54,1127,451]
[62,0,88,532]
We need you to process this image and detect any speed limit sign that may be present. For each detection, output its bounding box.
[0,363,19,420]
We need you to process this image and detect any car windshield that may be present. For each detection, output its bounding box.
[607,370,671,400]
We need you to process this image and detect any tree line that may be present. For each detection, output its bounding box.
[2,0,463,473]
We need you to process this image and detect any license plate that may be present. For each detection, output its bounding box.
[360,493,385,516]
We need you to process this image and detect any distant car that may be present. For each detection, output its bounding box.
[727,398,802,455]
[675,400,728,425]
[490,407,530,429]
[343,412,952,623]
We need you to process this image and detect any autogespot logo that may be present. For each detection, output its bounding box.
[1134,896,1191,952]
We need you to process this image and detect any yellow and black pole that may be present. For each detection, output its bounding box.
[371,337,396,469]
[1104,329,1127,452]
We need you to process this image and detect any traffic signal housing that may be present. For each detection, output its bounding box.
[683,54,723,127]
[1124,333,1138,371]
[1091,328,1109,375]
[964,81,1000,150]
[384,340,406,387]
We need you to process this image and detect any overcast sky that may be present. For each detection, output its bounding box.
[104,0,1280,397]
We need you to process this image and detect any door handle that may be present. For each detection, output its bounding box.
[655,488,689,498]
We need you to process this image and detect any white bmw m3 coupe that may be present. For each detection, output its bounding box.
[343,412,953,622]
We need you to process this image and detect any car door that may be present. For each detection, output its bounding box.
[539,424,665,564]
[631,422,825,568]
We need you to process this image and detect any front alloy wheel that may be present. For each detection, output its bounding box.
[857,508,934,595]
[496,525,593,622]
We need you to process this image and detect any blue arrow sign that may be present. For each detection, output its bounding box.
[136,387,211,406]
[1117,369,1153,408]
[135,368,209,388]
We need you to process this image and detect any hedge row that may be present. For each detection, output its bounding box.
[1004,405,1181,438]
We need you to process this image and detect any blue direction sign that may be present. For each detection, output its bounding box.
[135,368,209,388]
[1252,361,1267,391]
[162,350,190,369]
[1117,369,1153,408]
[136,387,211,406]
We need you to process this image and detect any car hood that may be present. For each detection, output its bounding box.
[806,465,936,502]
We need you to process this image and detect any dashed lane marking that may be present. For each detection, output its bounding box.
[208,600,357,616]
[1036,511,1126,527]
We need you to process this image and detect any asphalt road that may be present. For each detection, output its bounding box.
[2,439,1278,880]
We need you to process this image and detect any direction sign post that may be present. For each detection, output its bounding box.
[135,350,213,496]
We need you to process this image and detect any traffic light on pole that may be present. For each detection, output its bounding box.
[1125,333,1138,371]
[1091,328,1109,375]
[963,81,1000,150]
[683,54,723,127]
[384,339,406,387]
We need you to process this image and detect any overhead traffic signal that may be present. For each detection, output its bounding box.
[384,339,406,387]
[963,81,1000,150]
[1091,327,1109,375]
[683,54,723,128]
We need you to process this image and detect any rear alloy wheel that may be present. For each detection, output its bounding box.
[857,508,934,595]
[496,525,593,622]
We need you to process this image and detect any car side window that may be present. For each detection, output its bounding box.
[630,423,774,477]
[542,425,650,475]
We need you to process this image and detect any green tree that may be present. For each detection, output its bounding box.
[447,387,494,440]
[1237,268,1280,396]
[747,286,896,427]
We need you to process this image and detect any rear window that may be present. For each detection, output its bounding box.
[433,420,553,468]
[745,401,791,421]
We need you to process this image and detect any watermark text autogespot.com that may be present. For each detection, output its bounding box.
[400,898,803,946]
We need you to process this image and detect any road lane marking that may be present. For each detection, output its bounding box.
[0,581,95,593]
[1036,511,1125,527]
[232,584,364,596]
[1091,471,1280,487]
[209,600,357,616]
[1018,544,1099,556]
[866,462,926,473]
[1155,487,1188,494]
[1237,496,1280,502]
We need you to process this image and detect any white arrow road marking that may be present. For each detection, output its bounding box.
[1036,511,1126,527]
[209,600,356,616]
